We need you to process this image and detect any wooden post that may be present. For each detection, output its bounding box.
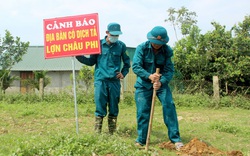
[39,78,44,99]
[120,79,124,100]
[213,76,220,105]
[225,81,228,95]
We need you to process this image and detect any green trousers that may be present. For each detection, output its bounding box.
[135,85,181,145]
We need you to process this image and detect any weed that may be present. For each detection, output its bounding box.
[209,121,241,135]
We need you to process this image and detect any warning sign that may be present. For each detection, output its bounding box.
[43,13,101,59]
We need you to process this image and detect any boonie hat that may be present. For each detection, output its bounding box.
[147,26,169,45]
[107,22,122,35]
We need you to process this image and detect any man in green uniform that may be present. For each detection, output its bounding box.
[132,26,183,150]
[76,22,131,134]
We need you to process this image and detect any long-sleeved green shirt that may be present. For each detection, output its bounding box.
[76,36,131,81]
[132,41,174,89]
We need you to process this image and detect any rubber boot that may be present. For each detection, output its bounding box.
[95,116,103,133]
[108,116,117,135]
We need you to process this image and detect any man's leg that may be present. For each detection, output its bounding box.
[135,88,153,145]
[94,81,108,133]
[95,116,103,133]
[107,81,120,134]
[158,86,182,143]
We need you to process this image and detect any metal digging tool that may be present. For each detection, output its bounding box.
[145,68,160,151]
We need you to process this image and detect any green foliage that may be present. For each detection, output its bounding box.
[122,92,135,106]
[0,70,19,94]
[209,121,241,135]
[173,25,203,81]
[0,92,74,104]
[231,15,250,92]
[174,93,212,107]
[76,91,95,104]
[0,30,29,93]
[42,91,74,103]
[233,15,250,56]
[12,134,154,156]
[1,91,249,110]
[0,30,29,70]
[219,95,250,109]
[165,6,197,40]
[172,13,250,95]
[173,93,250,109]
[75,65,94,93]
[23,71,51,92]
[0,93,41,104]
[0,91,95,106]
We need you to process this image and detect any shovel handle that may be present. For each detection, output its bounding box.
[145,68,160,150]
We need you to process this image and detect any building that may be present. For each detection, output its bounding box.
[6,46,136,94]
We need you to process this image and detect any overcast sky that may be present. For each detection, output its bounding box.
[0,0,249,47]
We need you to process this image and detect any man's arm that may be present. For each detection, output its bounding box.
[75,54,98,66]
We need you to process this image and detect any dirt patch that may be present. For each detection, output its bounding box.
[159,138,243,156]
[0,128,8,134]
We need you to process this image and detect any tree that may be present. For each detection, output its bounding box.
[0,30,29,93]
[0,70,19,94]
[231,15,250,94]
[173,25,203,80]
[233,15,250,56]
[0,30,29,70]
[201,22,235,93]
[76,65,94,93]
[165,6,197,41]
[173,16,250,95]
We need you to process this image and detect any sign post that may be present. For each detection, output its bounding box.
[43,13,101,134]
[72,56,79,134]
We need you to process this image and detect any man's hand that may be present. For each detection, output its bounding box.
[149,73,161,83]
[153,81,161,90]
[116,72,124,79]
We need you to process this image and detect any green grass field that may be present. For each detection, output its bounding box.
[0,94,249,156]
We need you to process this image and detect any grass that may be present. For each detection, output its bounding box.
[0,94,250,156]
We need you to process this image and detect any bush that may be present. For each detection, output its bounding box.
[209,121,241,135]
[76,92,95,105]
[220,95,250,109]
[122,92,135,106]
[12,134,150,156]
[174,93,211,107]
[0,92,248,110]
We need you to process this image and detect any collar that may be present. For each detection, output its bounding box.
[101,36,108,45]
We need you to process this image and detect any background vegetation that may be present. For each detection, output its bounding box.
[165,7,250,95]
[0,30,29,94]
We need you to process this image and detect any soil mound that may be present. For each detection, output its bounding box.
[158,138,243,156]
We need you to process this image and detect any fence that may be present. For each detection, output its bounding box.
[122,72,249,96]
[122,69,213,94]
[78,67,249,96]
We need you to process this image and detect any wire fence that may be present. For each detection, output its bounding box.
[122,70,215,94]
[123,77,214,95]
[79,69,249,97]
[122,72,249,96]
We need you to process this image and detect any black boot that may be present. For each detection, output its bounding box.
[95,116,103,133]
[108,116,117,135]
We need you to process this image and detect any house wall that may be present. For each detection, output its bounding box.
[45,71,74,93]
[6,72,20,93]
[6,71,76,94]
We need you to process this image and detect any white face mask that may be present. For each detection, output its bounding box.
[109,36,119,43]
